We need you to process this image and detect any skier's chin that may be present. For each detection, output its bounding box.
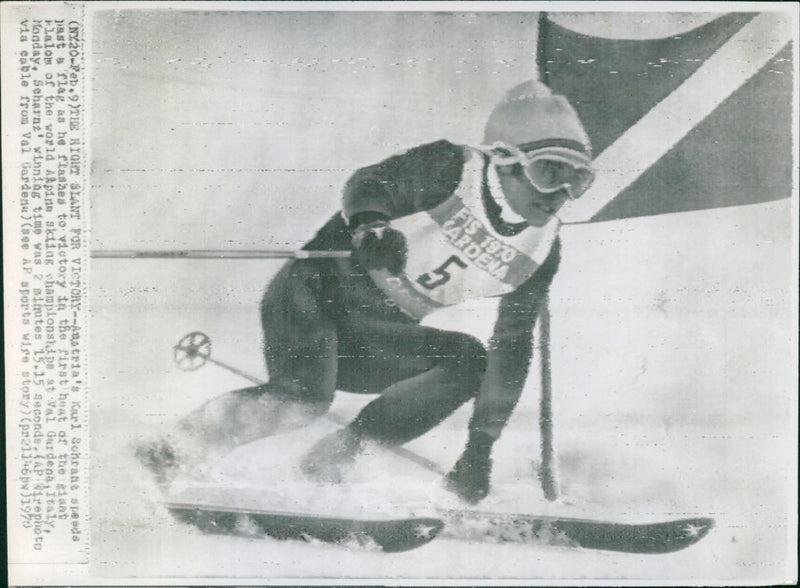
[525,203,557,227]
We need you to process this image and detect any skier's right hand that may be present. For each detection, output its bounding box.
[351,217,407,276]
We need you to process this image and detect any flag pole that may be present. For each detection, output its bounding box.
[538,293,558,501]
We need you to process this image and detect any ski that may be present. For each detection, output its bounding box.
[164,501,444,553]
[439,509,714,554]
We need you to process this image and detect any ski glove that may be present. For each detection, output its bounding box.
[444,431,495,504]
[351,218,407,276]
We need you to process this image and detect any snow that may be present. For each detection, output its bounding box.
[84,9,796,584]
[89,201,796,584]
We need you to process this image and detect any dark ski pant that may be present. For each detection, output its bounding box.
[217,259,488,446]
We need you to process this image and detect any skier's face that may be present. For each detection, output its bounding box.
[496,163,571,227]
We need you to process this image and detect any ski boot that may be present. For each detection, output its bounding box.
[133,432,208,491]
[299,427,363,484]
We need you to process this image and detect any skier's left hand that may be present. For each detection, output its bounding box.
[444,431,494,504]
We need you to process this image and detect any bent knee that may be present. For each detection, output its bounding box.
[459,333,488,375]
[435,331,488,379]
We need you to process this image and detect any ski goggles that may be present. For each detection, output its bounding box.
[485,142,595,200]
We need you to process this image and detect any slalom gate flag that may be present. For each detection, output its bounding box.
[537,13,794,224]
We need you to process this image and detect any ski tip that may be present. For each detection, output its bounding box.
[682,517,715,542]
[637,517,715,554]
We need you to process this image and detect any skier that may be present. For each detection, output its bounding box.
[137,80,595,504]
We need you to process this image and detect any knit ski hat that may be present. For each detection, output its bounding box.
[483,80,592,166]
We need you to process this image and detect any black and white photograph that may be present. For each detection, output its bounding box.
[3,2,798,585]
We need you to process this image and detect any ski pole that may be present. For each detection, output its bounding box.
[92,249,351,259]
